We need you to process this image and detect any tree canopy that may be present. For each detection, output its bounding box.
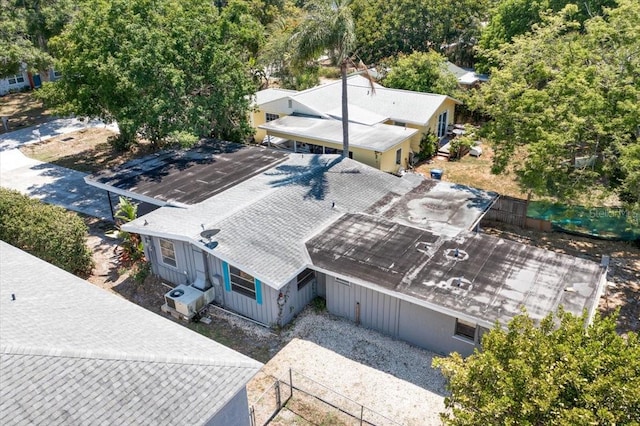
[381,51,458,96]
[350,0,490,66]
[0,0,75,76]
[434,308,640,425]
[470,1,640,206]
[39,0,258,149]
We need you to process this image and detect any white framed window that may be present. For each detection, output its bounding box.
[454,318,476,341]
[297,268,315,290]
[265,113,279,122]
[159,238,177,268]
[52,69,62,78]
[8,74,25,85]
[437,111,448,138]
[396,148,402,165]
[229,265,256,299]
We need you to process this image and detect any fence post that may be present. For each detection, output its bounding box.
[289,368,293,397]
[275,380,282,410]
[360,405,364,426]
[249,406,255,426]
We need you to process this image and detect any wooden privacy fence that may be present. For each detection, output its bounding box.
[482,195,552,231]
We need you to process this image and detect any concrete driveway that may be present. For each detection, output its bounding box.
[0,118,118,220]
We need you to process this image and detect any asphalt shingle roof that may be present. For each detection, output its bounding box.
[0,241,262,425]
[123,155,496,288]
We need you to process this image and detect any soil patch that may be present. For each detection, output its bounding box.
[0,91,53,134]
[19,127,154,174]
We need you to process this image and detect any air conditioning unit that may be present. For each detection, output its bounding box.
[164,285,206,319]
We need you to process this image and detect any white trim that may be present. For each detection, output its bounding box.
[83,177,190,209]
[156,238,178,269]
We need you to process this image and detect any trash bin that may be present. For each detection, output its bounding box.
[430,168,443,180]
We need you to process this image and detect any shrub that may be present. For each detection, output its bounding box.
[419,131,439,160]
[0,188,94,276]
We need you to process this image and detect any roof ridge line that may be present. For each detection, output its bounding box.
[1,344,261,370]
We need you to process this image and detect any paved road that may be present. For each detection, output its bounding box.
[0,118,118,219]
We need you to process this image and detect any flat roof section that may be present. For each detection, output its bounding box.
[365,179,497,236]
[307,213,605,327]
[86,140,288,206]
[259,115,418,153]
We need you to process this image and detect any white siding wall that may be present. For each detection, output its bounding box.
[0,71,30,95]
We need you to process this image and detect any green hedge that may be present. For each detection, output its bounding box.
[0,188,94,276]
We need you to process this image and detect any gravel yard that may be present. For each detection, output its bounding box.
[251,338,446,426]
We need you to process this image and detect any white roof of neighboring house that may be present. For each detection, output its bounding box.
[258,115,417,152]
[446,62,489,86]
[252,87,296,106]
[0,241,262,425]
[123,155,497,288]
[254,75,460,126]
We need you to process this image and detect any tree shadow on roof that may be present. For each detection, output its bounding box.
[266,155,345,200]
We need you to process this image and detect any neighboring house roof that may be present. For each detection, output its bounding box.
[445,62,489,86]
[306,214,606,328]
[252,87,297,106]
[255,75,460,126]
[123,155,496,288]
[85,141,288,207]
[0,241,262,425]
[258,115,418,152]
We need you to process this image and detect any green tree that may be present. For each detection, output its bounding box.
[471,1,640,206]
[0,188,94,276]
[290,0,358,157]
[351,0,490,66]
[382,51,459,96]
[477,0,617,72]
[38,0,256,149]
[434,308,640,425]
[0,0,75,77]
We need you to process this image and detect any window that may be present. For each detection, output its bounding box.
[229,265,256,299]
[265,113,279,122]
[287,99,293,109]
[7,74,25,85]
[437,111,448,138]
[159,238,177,268]
[53,69,62,78]
[394,121,406,127]
[455,318,476,341]
[297,268,315,290]
[396,148,402,165]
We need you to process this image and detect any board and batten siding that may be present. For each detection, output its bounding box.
[145,236,193,285]
[324,274,481,356]
[207,256,279,326]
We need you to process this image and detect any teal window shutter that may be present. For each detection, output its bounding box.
[255,279,262,305]
[222,261,231,292]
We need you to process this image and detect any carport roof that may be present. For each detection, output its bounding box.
[259,115,418,152]
[306,213,605,327]
[85,140,288,206]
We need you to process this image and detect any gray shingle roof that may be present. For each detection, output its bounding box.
[0,241,262,426]
[124,155,419,287]
[123,155,496,289]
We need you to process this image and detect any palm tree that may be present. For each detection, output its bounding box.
[290,0,356,158]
